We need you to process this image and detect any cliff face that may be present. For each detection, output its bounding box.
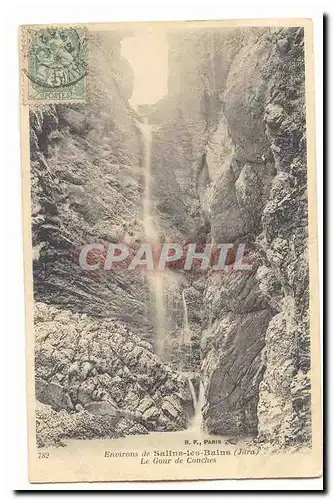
[256,28,311,447]
[152,27,310,446]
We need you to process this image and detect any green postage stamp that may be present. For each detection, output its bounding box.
[21,25,88,104]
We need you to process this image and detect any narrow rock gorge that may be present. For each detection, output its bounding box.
[30,26,310,450]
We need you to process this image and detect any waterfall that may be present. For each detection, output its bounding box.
[140,117,167,358]
[181,289,192,362]
[188,378,197,408]
[188,378,205,432]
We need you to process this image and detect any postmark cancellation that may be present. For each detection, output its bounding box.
[20,25,88,104]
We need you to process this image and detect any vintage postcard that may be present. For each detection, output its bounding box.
[19,19,321,483]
